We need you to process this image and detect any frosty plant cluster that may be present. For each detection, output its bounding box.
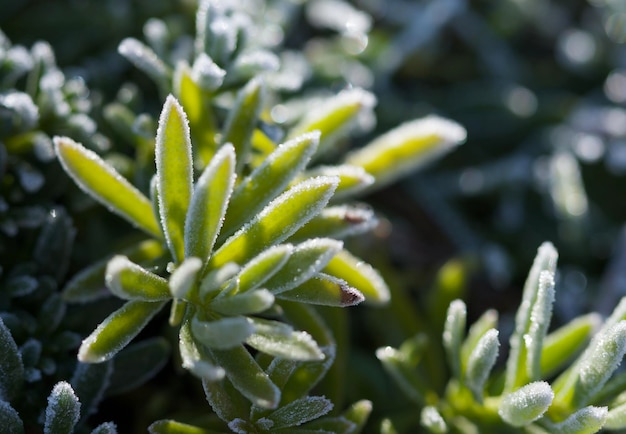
[379,242,626,433]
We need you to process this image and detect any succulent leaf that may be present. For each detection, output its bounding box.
[105,255,170,301]
[44,382,81,434]
[499,381,554,427]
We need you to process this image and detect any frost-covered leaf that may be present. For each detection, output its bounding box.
[246,318,324,361]
[221,132,320,239]
[54,136,160,237]
[550,406,607,434]
[78,300,167,363]
[169,257,203,300]
[91,422,118,434]
[0,399,23,434]
[199,263,240,300]
[420,406,447,434]
[156,95,194,262]
[376,346,427,406]
[108,337,170,395]
[443,300,466,380]
[44,381,80,434]
[460,309,498,373]
[0,317,23,401]
[71,361,113,424]
[179,321,225,381]
[208,344,280,408]
[605,401,626,429]
[464,329,499,402]
[263,238,342,295]
[323,249,389,304]
[235,244,293,294]
[6,275,38,298]
[263,396,333,429]
[345,116,466,188]
[191,53,226,91]
[203,373,251,424]
[277,273,364,307]
[209,289,275,315]
[301,165,374,200]
[526,271,555,382]
[342,400,373,433]
[210,177,338,269]
[118,38,169,93]
[105,256,170,301]
[221,78,265,172]
[498,381,554,427]
[184,144,235,261]
[191,316,254,350]
[289,205,377,243]
[149,419,221,434]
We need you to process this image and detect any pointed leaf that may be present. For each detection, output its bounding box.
[54,136,160,237]
[191,316,254,350]
[263,396,333,429]
[345,115,466,188]
[443,299,466,380]
[221,78,265,172]
[236,244,293,294]
[246,318,324,361]
[179,320,225,381]
[208,344,280,408]
[184,144,235,260]
[301,165,374,200]
[203,375,252,424]
[420,406,447,434]
[78,300,166,363]
[220,132,320,239]
[71,362,112,425]
[289,205,378,243]
[210,177,338,269]
[0,400,23,434]
[118,38,170,94]
[264,239,343,295]
[376,346,427,406]
[209,289,275,315]
[108,337,170,395]
[149,420,222,434]
[498,381,554,427]
[169,257,203,300]
[323,249,389,305]
[277,273,364,307]
[0,317,23,401]
[460,309,498,373]
[105,255,170,301]
[44,382,80,434]
[526,270,555,382]
[342,400,373,433]
[156,95,194,262]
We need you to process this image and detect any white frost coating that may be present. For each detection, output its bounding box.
[264,396,333,429]
[499,381,554,427]
[307,164,375,198]
[420,406,447,433]
[605,401,626,429]
[443,299,466,379]
[169,257,203,300]
[246,318,324,361]
[191,316,255,350]
[192,52,226,90]
[1,91,39,130]
[236,244,294,293]
[199,262,240,298]
[552,406,608,433]
[105,255,169,301]
[44,381,80,434]
[466,329,500,400]
[118,37,168,82]
[233,50,280,75]
[526,270,555,381]
[307,0,372,33]
[320,205,378,238]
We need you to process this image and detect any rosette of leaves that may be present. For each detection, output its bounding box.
[378,242,626,433]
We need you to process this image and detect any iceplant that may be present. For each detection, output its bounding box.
[378,242,626,433]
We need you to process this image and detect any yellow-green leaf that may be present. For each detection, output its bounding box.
[105,255,170,301]
[277,273,364,307]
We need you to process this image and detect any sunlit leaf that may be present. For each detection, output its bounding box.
[209,289,275,315]
[246,318,324,361]
[191,316,254,350]
[289,205,377,243]
[300,165,374,200]
[443,300,466,381]
[105,255,170,301]
[235,244,293,294]
[261,396,333,429]
[277,273,364,307]
[169,257,203,300]
[179,320,225,382]
[464,329,499,402]
[118,37,170,95]
[498,381,554,427]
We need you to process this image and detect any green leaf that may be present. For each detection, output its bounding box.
[322,249,390,305]
[179,320,225,381]
[0,400,23,434]
[203,375,252,424]
[442,299,466,381]
[0,317,24,401]
[376,346,427,406]
[90,422,118,434]
[78,300,166,363]
[345,116,466,188]
[184,144,235,261]
[498,381,554,427]
[420,406,447,434]
[209,289,275,315]
[118,38,170,94]
[221,78,265,172]
[342,400,373,434]
[263,239,343,295]
[105,256,170,301]
[289,205,377,243]
[301,165,374,200]
[605,401,626,429]
[44,382,80,434]
[54,136,161,237]
[262,396,333,429]
[220,132,320,240]
[550,406,608,434]
[460,309,498,374]
[505,242,558,393]
[156,95,194,263]
[526,271,555,382]
[464,329,499,402]
[246,318,324,361]
[277,273,364,307]
[235,244,293,294]
[108,337,170,395]
[191,53,226,91]
[169,257,203,300]
[301,416,356,433]
[199,263,241,300]
[210,177,338,269]
[191,316,254,350]
[208,344,281,408]
[149,420,223,434]
[71,361,113,425]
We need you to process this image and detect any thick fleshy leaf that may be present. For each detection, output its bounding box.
[443,300,466,381]
[498,381,554,427]
[71,361,113,424]
[263,239,343,295]
[460,309,498,374]
[54,136,160,237]
[289,205,377,243]
[277,273,364,307]
[156,95,194,262]
[44,382,81,434]
[78,300,167,363]
[464,329,499,402]
[108,337,170,395]
[179,321,225,381]
[105,255,170,301]
[322,249,389,304]
[191,316,254,350]
[246,318,324,361]
[221,78,265,172]
[550,406,608,434]
[0,400,23,434]
[184,144,235,261]
[118,38,170,94]
[301,165,374,200]
[209,289,275,315]
[345,115,466,188]
[342,400,373,433]
[605,401,626,429]
[235,244,293,294]
[0,317,23,401]
[376,346,427,406]
[208,344,281,408]
[220,132,320,240]
[526,271,555,382]
[261,396,333,429]
[149,420,222,434]
[169,257,203,300]
[210,177,338,269]
[199,263,241,300]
